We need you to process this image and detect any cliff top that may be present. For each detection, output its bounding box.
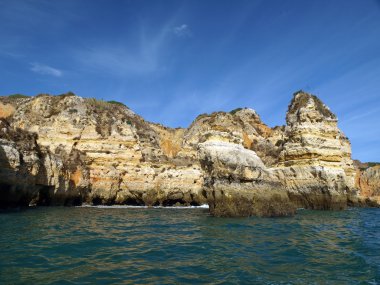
[0,92,128,109]
[1,90,337,131]
[288,90,336,119]
[353,160,380,171]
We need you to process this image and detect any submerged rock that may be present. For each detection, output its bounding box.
[0,91,375,216]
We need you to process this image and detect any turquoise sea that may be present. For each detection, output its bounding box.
[0,206,379,284]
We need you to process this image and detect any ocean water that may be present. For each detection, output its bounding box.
[0,207,379,284]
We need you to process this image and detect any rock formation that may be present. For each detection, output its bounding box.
[0,91,376,216]
[353,161,380,205]
[0,94,206,208]
[274,92,356,210]
[195,92,358,216]
[198,141,295,217]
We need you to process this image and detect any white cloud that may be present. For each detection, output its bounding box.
[30,62,62,77]
[173,24,191,38]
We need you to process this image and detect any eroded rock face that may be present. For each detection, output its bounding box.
[0,94,206,207]
[354,165,380,205]
[193,91,359,215]
[0,116,90,207]
[274,92,357,210]
[198,141,295,217]
[0,91,372,215]
[184,108,281,167]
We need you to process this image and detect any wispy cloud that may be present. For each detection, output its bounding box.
[343,108,380,123]
[173,24,191,38]
[70,8,186,77]
[30,62,62,77]
[75,22,172,76]
[78,46,159,76]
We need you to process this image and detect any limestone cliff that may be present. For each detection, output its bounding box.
[0,91,374,216]
[0,94,205,207]
[195,91,358,215]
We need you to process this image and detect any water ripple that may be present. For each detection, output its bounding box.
[1,207,380,284]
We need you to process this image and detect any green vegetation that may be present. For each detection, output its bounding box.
[107,100,126,107]
[358,162,380,171]
[36,93,49,97]
[6,94,30,99]
[59,91,76,97]
[229,107,243,115]
[293,89,304,96]
[367,162,380,168]
[84,98,127,110]
[85,98,126,113]
[196,113,209,120]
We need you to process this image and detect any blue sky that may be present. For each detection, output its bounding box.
[1,0,379,162]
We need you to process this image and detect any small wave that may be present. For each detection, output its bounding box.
[77,204,209,209]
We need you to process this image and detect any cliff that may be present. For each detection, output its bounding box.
[197,92,358,216]
[0,91,376,216]
[0,94,205,207]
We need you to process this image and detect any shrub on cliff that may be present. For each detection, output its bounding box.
[229,108,243,115]
[7,94,30,99]
[58,91,76,97]
[107,100,126,107]
[85,98,127,111]
[361,162,380,170]
[289,90,335,119]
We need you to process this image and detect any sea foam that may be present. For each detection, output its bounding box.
[77,204,209,209]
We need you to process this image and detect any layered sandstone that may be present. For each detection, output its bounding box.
[274,92,356,210]
[0,94,205,207]
[0,91,374,216]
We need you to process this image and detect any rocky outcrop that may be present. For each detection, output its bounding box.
[274,92,356,210]
[194,91,359,216]
[0,117,90,207]
[354,162,380,206]
[198,141,295,217]
[0,118,41,207]
[184,108,281,167]
[0,91,373,216]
